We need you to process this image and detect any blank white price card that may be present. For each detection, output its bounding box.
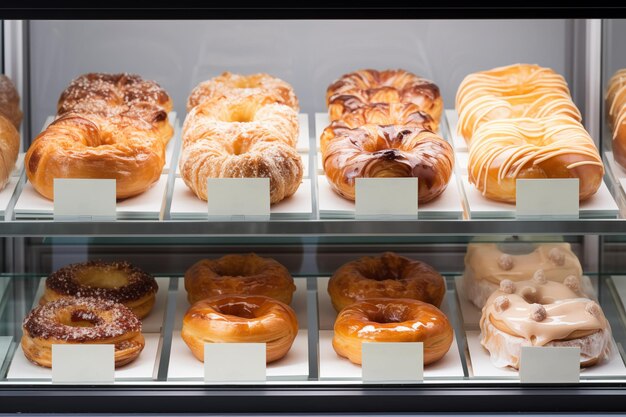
[204,343,266,382]
[52,344,114,383]
[362,342,424,382]
[516,179,579,219]
[207,178,270,220]
[355,178,418,220]
[53,179,116,221]
[519,346,580,383]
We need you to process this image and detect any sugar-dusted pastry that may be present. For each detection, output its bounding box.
[480,278,611,369]
[463,242,592,308]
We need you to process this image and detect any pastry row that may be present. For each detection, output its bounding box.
[2,65,625,209]
[20,243,611,373]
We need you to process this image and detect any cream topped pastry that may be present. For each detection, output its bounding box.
[479,278,611,369]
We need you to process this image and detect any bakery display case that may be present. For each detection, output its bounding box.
[1,10,626,413]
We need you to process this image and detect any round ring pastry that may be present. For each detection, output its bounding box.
[328,252,446,312]
[332,298,453,365]
[322,124,454,204]
[480,278,611,369]
[40,261,158,319]
[187,72,299,112]
[185,253,296,305]
[462,242,592,308]
[22,297,145,368]
[57,73,174,144]
[467,116,603,203]
[326,69,443,123]
[182,94,300,148]
[0,74,23,130]
[606,69,626,169]
[25,113,166,200]
[456,63,580,141]
[182,295,298,363]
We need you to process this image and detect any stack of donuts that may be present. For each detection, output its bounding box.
[456,63,603,203]
[321,69,454,204]
[21,260,158,368]
[606,69,626,169]
[0,75,21,191]
[179,72,303,205]
[327,252,453,367]
[24,73,173,200]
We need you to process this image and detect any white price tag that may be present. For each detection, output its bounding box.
[204,343,266,382]
[519,346,580,383]
[53,179,116,221]
[207,178,270,220]
[355,178,418,220]
[516,179,579,219]
[362,342,424,382]
[52,344,114,383]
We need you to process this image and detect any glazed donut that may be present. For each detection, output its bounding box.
[480,278,612,369]
[321,124,454,204]
[456,63,580,141]
[606,69,626,169]
[467,116,603,203]
[332,298,453,365]
[328,252,446,312]
[22,297,145,368]
[24,113,165,200]
[0,114,19,190]
[0,75,23,130]
[187,72,299,111]
[184,253,296,305]
[326,69,443,123]
[57,73,174,144]
[40,261,158,319]
[462,242,592,308]
[182,94,300,148]
[182,295,298,363]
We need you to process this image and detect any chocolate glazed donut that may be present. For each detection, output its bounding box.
[322,124,454,204]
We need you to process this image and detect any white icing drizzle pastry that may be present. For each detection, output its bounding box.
[606,69,626,169]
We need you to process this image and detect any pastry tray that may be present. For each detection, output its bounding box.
[169,178,314,220]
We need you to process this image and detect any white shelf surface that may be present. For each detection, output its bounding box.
[444,109,468,152]
[169,177,313,220]
[465,330,626,379]
[0,177,19,220]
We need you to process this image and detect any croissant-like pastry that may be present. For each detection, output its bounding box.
[25,113,165,200]
[322,124,454,204]
[0,115,19,190]
[0,75,23,130]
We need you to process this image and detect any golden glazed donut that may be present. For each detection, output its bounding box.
[21,297,145,368]
[606,69,626,169]
[467,116,603,203]
[322,124,454,204]
[332,298,453,366]
[40,261,158,319]
[184,253,296,305]
[187,72,299,112]
[182,295,298,363]
[462,242,592,308]
[25,113,165,200]
[326,69,443,123]
[456,63,580,141]
[328,252,446,312]
[57,73,174,144]
[480,278,611,369]
[0,75,23,130]
[0,114,19,190]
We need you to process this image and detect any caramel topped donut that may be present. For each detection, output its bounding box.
[480,279,611,369]
[182,295,298,363]
[333,298,453,365]
[322,124,454,204]
[41,260,158,319]
[328,252,446,312]
[57,73,173,143]
[0,74,23,130]
[326,69,442,123]
[185,253,296,305]
[22,297,145,368]
[187,72,299,111]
